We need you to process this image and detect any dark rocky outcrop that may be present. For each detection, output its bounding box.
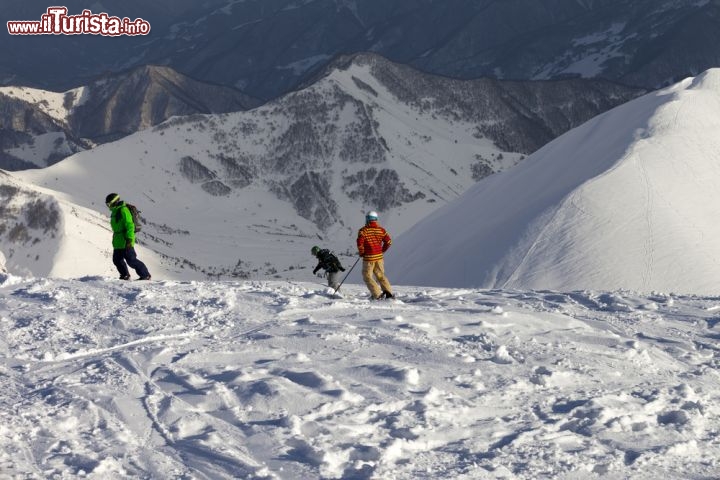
[0,65,260,169]
[158,53,643,230]
[68,65,260,143]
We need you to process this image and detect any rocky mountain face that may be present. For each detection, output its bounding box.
[0,92,87,170]
[0,65,258,169]
[68,65,260,144]
[164,53,643,231]
[406,0,720,88]
[1,0,714,101]
[329,54,645,155]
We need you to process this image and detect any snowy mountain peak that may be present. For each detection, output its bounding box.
[390,68,720,295]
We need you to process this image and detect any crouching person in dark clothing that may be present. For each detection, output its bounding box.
[106,193,151,281]
[311,246,345,290]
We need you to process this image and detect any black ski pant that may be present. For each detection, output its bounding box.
[113,247,150,278]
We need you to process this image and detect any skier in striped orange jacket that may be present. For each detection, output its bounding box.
[357,211,394,300]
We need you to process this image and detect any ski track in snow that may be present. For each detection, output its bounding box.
[1,276,719,479]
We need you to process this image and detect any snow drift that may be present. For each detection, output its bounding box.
[390,69,720,295]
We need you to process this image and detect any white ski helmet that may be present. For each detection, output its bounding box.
[366,211,378,222]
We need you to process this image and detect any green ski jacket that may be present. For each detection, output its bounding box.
[110,202,136,249]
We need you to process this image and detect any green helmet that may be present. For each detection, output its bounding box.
[311,246,320,256]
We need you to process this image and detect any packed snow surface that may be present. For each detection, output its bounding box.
[1,275,719,479]
[391,69,720,294]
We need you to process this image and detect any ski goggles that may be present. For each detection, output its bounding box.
[106,194,120,208]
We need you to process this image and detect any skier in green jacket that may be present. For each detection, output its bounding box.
[106,193,151,280]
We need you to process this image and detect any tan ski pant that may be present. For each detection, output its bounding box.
[362,259,392,299]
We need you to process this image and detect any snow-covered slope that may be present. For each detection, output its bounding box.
[0,84,86,122]
[1,276,719,478]
[0,88,86,169]
[10,55,638,281]
[390,69,720,295]
[0,171,158,279]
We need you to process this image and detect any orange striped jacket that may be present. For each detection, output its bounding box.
[357,221,392,261]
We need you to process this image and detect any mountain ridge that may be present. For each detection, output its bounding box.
[1,0,716,100]
[6,53,642,280]
[0,64,260,169]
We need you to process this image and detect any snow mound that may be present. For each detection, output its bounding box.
[390,69,720,294]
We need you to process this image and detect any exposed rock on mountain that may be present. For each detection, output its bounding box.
[0,65,259,169]
[167,53,642,230]
[0,92,86,169]
[407,0,720,89]
[328,54,645,154]
[68,65,260,143]
[0,171,63,276]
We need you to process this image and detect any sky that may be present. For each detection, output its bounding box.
[1,274,719,479]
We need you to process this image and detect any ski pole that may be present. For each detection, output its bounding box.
[333,256,360,294]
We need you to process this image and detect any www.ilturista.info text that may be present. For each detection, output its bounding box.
[7,7,151,36]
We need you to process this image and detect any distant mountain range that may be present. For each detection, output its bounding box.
[390,68,720,295]
[1,0,717,100]
[68,65,259,144]
[3,53,641,280]
[0,65,258,169]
